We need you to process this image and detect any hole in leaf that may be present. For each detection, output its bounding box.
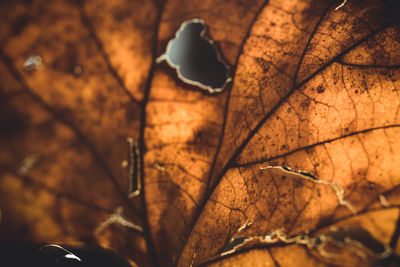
[23,55,43,72]
[157,19,231,93]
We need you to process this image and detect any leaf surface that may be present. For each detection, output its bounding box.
[0,0,157,265]
[145,0,400,266]
[1,0,400,266]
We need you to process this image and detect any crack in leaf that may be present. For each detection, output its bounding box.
[189,253,197,267]
[335,0,348,11]
[260,165,357,214]
[220,227,394,264]
[238,221,252,233]
[94,207,143,236]
[17,153,42,176]
[379,194,390,208]
[3,1,400,266]
[127,137,141,198]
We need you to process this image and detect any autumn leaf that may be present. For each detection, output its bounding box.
[0,0,157,265]
[1,0,400,266]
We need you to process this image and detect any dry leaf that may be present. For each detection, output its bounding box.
[1,0,400,266]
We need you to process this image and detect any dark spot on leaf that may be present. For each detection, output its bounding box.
[300,99,310,110]
[255,57,270,73]
[368,181,375,189]
[316,85,325,93]
[158,19,231,93]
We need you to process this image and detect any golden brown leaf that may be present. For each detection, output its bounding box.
[0,0,157,265]
[1,0,400,266]
[146,0,400,266]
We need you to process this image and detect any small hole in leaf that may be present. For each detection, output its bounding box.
[157,19,231,93]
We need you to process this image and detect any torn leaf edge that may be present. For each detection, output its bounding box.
[94,206,143,236]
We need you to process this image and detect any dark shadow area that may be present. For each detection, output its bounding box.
[0,242,132,267]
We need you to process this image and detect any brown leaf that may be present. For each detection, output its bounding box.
[1,0,400,267]
[145,0,400,266]
[0,0,157,265]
